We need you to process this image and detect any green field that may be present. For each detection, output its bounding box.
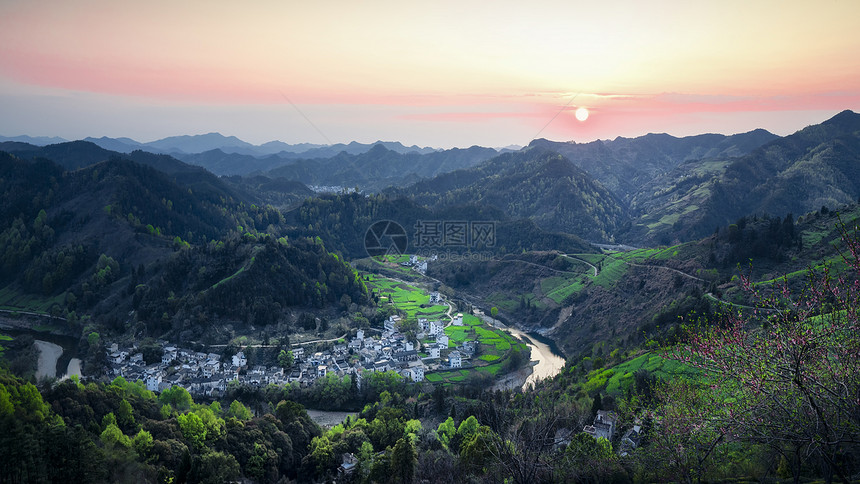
[0,285,67,314]
[590,256,628,288]
[591,352,699,395]
[422,314,526,384]
[362,273,440,321]
[541,275,586,304]
[0,333,11,356]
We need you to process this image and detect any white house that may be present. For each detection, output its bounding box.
[146,373,162,392]
[384,317,397,332]
[436,333,449,348]
[232,351,247,368]
[429,292,441,304]
[409,365,424,382]
[162,348,177,365]
[449,351,462,368]
[429,320,443,335]
[453,313,463,326]
[584,410,618,441]
[202,361,220,378]
[356,329,365,340]
[292,347,304,360]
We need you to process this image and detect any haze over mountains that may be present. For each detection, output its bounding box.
[4,110,860,247]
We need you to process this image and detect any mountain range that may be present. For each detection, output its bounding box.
[3,112,859,484]
[4,110,859,247]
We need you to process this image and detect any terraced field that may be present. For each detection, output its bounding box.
[362,272,529,385]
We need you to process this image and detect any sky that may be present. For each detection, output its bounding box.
[1,0,859,149]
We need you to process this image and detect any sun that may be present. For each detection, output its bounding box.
[575,107,589,122]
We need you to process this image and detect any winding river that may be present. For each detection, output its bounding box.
[2,327,82,380]
[477,313,566,390]
[504,325,566,389]
[34,339,81,380]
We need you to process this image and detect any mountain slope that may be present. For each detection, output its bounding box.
[401,148,628,242]
[624,110,860,243]
[266,144,499,191]
[529,128,778,202]
[0,152,364,339]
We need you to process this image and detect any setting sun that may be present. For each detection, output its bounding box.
[575,107,589,122]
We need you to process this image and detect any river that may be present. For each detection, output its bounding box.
[505,326,566,390]
[477,313,567,391]
[33,339,81,380]
[1,327,82,380]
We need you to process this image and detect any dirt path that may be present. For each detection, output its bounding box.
[0,308,67,322]
[562,255,598,276]
[612,257,706,282]
[502,258,592,276]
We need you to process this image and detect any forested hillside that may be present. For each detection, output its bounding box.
[625,110,860,243]
[266,144,499,192]
[0,152,366,343]
[398,148,627,242]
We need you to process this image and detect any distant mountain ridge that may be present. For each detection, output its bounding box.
[397,148,628,242]
[4,110,859,247]
[265,143,500,191]
[0,140,311,210]
[624,110,860,243]
[0,134,68,145]
[73,132,439,159]
[529,128,779,202]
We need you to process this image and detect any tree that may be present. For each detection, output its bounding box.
[132,429,154,459]
[436,417,456,451]
[100,423,131,449]
[667,223,860,483]
[278,349,294,370]
[490,307,499,321]
[390,436,417,484]
[558,433,623,483]
[116,399,135,432]
[178,412,207,450]
[191,451,240,484]
[159,385,192,412]
[226,400,252,421]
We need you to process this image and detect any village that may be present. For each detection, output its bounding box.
[104,308,476,398]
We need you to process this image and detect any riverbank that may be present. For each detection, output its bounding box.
[477,313,567,390]
[34,340,63,380]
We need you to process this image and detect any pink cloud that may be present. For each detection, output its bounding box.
[0,48,284,103]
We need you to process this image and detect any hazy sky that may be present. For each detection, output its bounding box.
[1,0,859,148]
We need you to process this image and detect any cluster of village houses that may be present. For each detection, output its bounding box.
[105,310,475,398]
[400,254,436,274]
[552,410,644,456]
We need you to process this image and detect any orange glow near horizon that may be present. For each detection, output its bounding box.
[1,0,859,146]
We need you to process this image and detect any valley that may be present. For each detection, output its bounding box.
[1,110,859,483]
